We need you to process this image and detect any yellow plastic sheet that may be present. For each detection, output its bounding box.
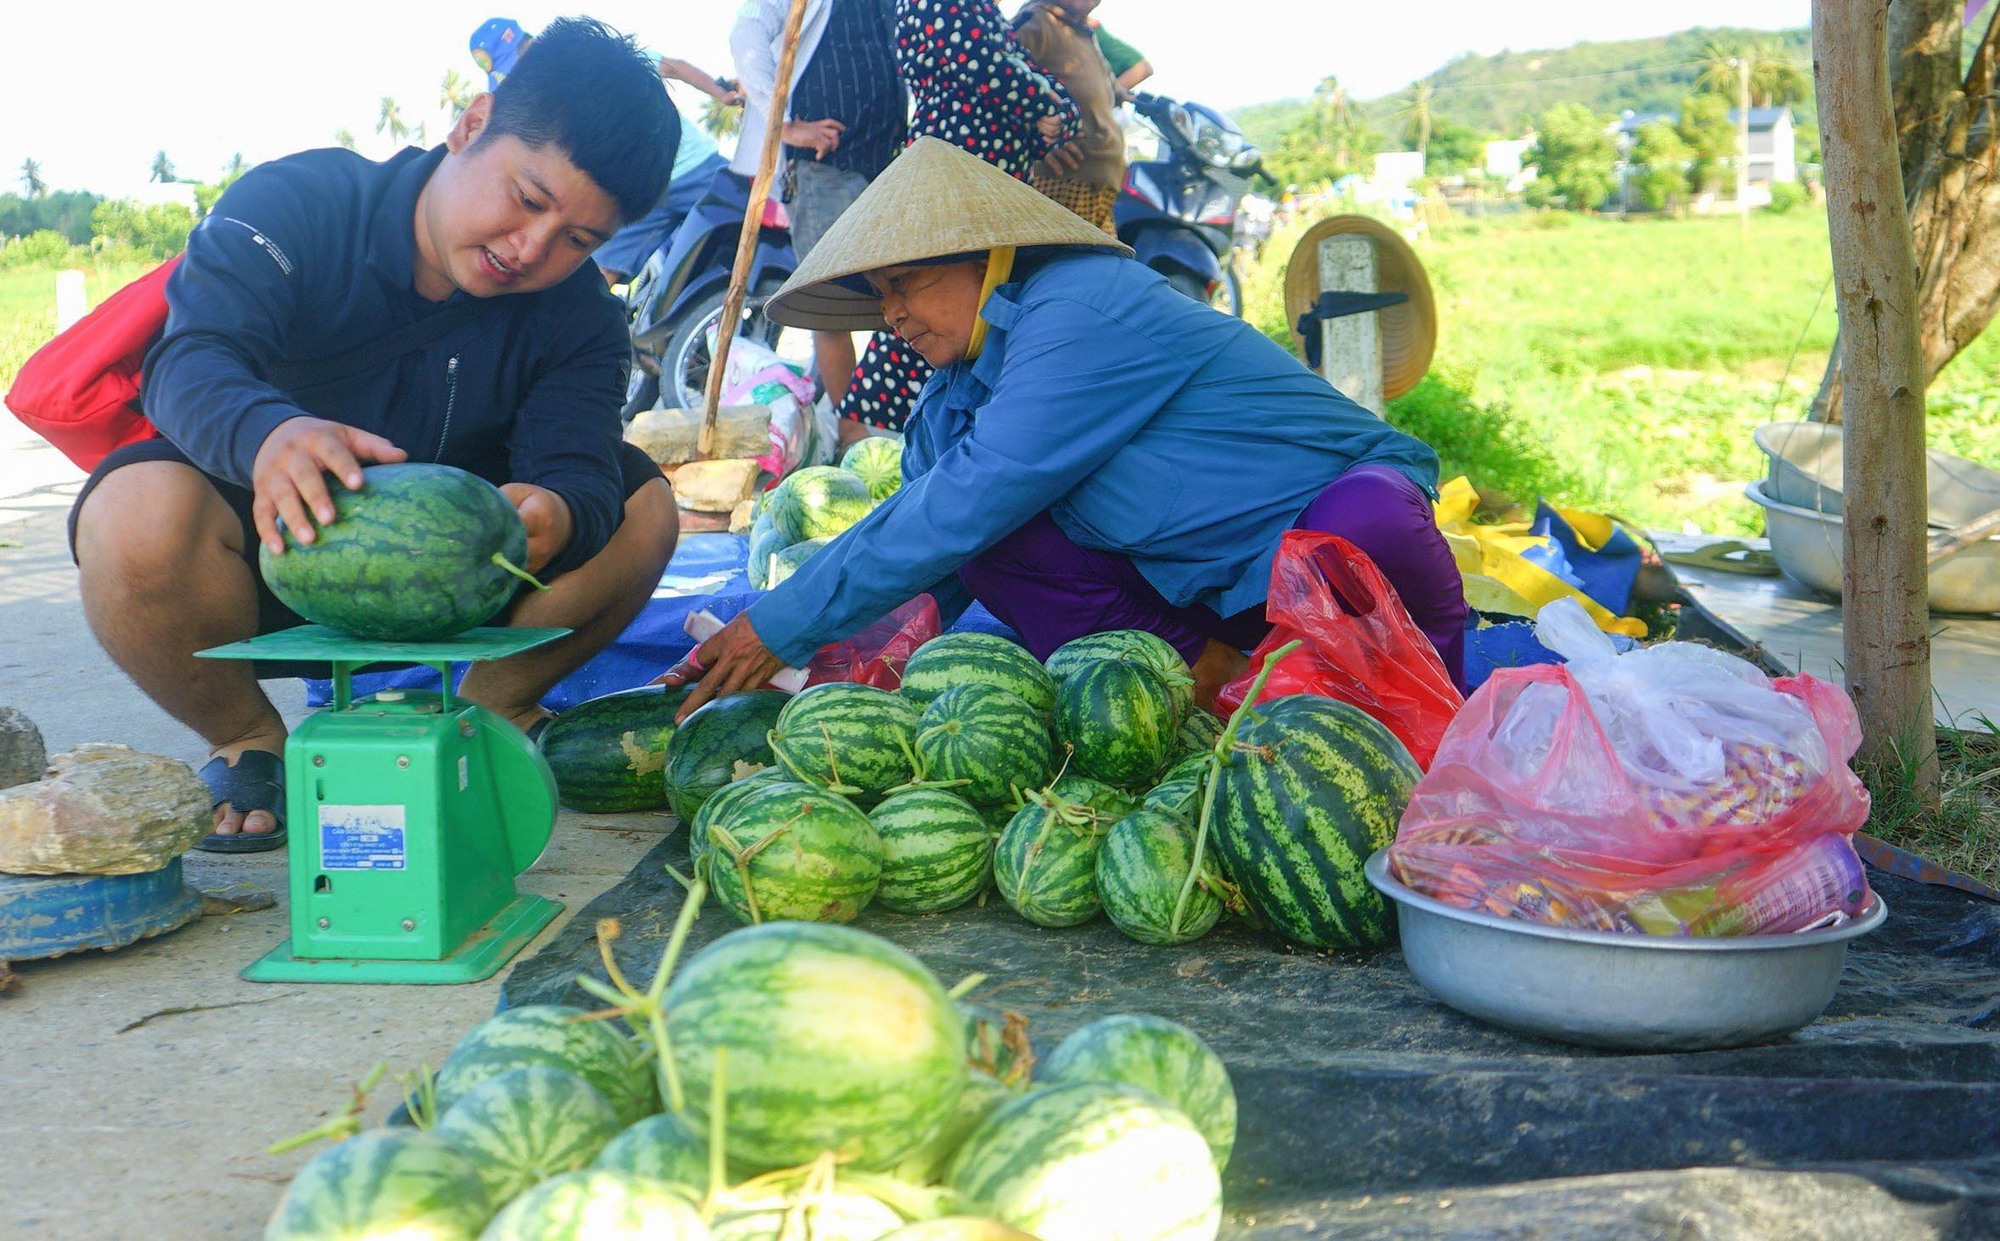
[1434,477,1648,638]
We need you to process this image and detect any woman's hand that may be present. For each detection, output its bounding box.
[250,417,408,555]
[660,612,787,721]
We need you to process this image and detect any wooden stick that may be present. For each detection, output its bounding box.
[699,0,812,459]
[1926,504,2000,566]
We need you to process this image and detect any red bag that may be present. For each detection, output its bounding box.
[804,595,942,690]
[4,256,180,471]
[1215,531,1463,768]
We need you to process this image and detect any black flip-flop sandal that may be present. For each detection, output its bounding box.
[197,750,289,854]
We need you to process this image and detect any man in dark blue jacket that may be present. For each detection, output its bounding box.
[69,18,680,851]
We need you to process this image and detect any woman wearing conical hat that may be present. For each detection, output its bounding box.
[667,138,1465,717]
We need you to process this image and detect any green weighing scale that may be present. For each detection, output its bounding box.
[198,624,569,985]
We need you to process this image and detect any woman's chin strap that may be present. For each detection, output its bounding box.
[963,245,1017,362]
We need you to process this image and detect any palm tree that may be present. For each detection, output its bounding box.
[700,95,743,141]
[440,69,475,122]
[1748,43,1810,108]
[224,152,247,181]
[149,151,176,183]
[334,127,358,151]
[1693,40,1745,98]
[20,158,45,199]
[377,97,413,146]
[1398,81,1437,163]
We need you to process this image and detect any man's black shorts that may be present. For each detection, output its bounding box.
[69,438,662,639]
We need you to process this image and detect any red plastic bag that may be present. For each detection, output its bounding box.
[1216,531,1463,768]
[1388,636,1875,935]
[804,595,941,690]
[4,256,179,470]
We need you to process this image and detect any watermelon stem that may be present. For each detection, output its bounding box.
[489,550,549,591]
[1172,640,1302,936]
[396,1062,440,1130]
[945,971,989,1001]
[265,1060,389,1155]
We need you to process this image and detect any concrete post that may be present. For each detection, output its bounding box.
[55,270,87,332]
[1316,235,1384,415]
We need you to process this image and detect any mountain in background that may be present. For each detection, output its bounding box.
[1232,25,1813,150]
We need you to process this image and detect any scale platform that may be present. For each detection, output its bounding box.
[199,625,570,985]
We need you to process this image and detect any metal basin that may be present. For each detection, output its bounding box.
[1365,850,1887,1051]
[1754,421,2000,522]
[1746,478,2000,613]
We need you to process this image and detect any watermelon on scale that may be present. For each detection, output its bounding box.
[264,1129,493,1241]
[1211,693,1421,951]
[662,690,791,824]
[478,1169,706,1239]
[901,633,1060,719]
[259,463,538,642]
[433,1065,622,1206]
[538,684,695,813]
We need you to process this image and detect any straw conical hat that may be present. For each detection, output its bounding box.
[1283,215,1437,400]
[764,136,1133,331]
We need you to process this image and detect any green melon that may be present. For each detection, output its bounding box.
[901,633,1059,718]
[664,922,967,1170]
[1140,773,1202,820]
[1054,661,1178,790]
[944,1081,1221,1241]
[478,1169,706,1239]
[764,465,876,544]
[993,782,1127,929]
[747,511,793,592]
[433,1065,621,1207]
[869,789,995,914]
[893,1069,1014,1186]
[840,436,905,502]
[1211,693,1420,951]
[1040,1014,1238,1171]
[1044,630,1194,727]
[264,1129,492,1241]
[708,1188,905,1241]
[688,768,792,875]
[914,684,1053,806]
[766,536,830,586]
[769,683,921,796]
[1095,809,1224,946]
[1171,709,1225,762]
[703,781,884,925]
[539,684,695,813]
[258,463,534,642]
[434,1005,657,1129]
[592,1110,712,1200]
[663,690,791,824]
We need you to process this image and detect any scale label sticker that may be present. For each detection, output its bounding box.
[320,805,408,871]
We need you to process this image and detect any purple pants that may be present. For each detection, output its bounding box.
[959,465,1468,690]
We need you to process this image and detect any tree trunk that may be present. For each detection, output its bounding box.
[1815,0,1940,797]
[1811,0,2000,422]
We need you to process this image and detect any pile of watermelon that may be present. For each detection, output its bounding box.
[264,918,1236,1240]
[746,440,905,590]
[662,626,1421,955]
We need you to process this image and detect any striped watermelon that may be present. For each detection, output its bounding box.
[708,1188,905,1240]
[944,1081,1222,1241]
[763,465,876,544]
[767,536,830,586]
[258,463,534,642]
[914,684,1053,806]
[592,1110,713,1199]
[478,1169,706,1239]
[769,683,921,797]
[434,1005,657,1129]
[901,633,1059,718]
[663,690,791,824]
[265,1129,492,1240]
[1170,709,1225,763]
[1140,773,1201,820]
[869,789,995,914]
[1095,810,1224,946]
[1211,693,1420,951]
[994,785,1122,928]
[1054,661,1178,790]
[959,1002,1032,1087]
[703,782,884,925]
[1044,631,1194,727]
[747,511,790,591]
[664,922,968,1170]
[1040,1014,1238,1172]
[841,436,904,502]
[894,1069,1013,1185]
[539,685,694,813]
[433,1066,621,1206]
[688,769,792,874]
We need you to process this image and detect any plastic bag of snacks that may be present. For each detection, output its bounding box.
[1388,598,1873,935]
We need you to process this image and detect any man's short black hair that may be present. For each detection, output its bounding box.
[479,17,678,223]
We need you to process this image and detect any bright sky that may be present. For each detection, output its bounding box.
[3,0,1811,196]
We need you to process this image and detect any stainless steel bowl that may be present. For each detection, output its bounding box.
[1746,478,2000,614]
[1365,849,1888,1051]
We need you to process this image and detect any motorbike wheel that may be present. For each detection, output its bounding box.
[1166,267,1244,318]
[660,283,790,412]
[621,365,660,422]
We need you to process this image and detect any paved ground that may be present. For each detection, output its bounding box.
[0,411,665,1239]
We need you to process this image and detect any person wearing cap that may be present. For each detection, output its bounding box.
[666,138,1465,718]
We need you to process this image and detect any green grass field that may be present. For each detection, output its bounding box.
[0,258,160,395]
[1244,206,2000,535]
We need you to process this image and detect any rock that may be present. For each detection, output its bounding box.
[0,745,211,875]
[0,708,47,791]
[625,404,772,465]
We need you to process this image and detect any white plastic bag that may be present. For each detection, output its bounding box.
[709,328,818,480]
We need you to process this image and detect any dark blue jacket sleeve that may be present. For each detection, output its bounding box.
[507,291,631,577]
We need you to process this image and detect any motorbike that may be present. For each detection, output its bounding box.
[1115,91,1273,316]
[621,166,809,418]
